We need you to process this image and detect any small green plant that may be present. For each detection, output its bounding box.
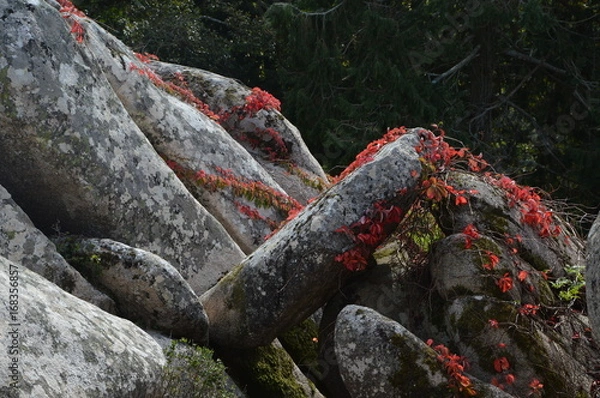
[149,338,236,398]
[550,264,586,303]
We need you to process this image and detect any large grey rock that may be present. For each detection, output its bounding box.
[587,213,600,341]
[0,255,165,397]
[429,233,555,305]
[80,19,298,252]
[334,305,511,398]
[439,171,583,278]
[57,237,209,345]
[0,0,244,294]
[149,62,329,204]
[201,131,423,348]
[0,184,115,312]
[441,296,595,397]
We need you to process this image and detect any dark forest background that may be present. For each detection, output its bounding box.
[74,0,600,217]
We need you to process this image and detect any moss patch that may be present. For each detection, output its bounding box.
[220,263,246,311]
[236,344,310,398]
[278,318,320,373]
[389,334,448,397]
[55,237,107,285]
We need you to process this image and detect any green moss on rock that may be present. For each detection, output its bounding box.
[278,318,319,371]
[389,334,448,397]
[220,263,246,310]
[237,343,310,398]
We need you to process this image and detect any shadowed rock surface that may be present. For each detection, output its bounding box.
[0,184,115,312]
[56,237,209,345]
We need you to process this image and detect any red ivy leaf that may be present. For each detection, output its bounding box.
[517,270,529,281]
[496,273,514,293]
[455,195,468,206]
[493,357,510,373]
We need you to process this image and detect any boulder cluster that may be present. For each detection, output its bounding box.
[1,1,600,397]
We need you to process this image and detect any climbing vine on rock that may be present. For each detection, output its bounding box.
[165,159,303,227]
[130,54,220,121]
[331,126,584,395]
[334,201,403,271]
[426,339,476,397]
[333,127,485,273]
[58,0,86,43]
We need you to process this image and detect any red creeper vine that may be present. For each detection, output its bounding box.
[58,0,86,43]
[426,339,476,396]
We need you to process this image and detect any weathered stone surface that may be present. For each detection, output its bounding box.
[201,131,423,348]
[0,184,115,312]
[441,296,595,397]
[0,255,165,397]
[150,62,328,204]
[440,171,583,278]
[586,212,600,341]
[429,233,555,305]
[334,305,511,398]
[80,20,299,253]
[57,237,209,345]
[0,0,244,294]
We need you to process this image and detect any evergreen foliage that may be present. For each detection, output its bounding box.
[74,0,599,209]
[72,0,277,89]
[266,0,600,209]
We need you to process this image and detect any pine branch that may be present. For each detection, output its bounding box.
[504,49,567,75]
[271,1,346,17]
[431,45,480,84]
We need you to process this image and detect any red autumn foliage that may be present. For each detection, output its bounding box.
[482,250,500,271]
[493,356,511,373]
[505,374,516,385]
[422,176,450,202]
[129,59,220,121]
[166,160,303,220]
[529,378,544,396]
[496,273,514,293]
[486,173,561,239]
[517,270,529,281]
[427,339,477,396]
[335,127,408,181]
[519,303,540,316]
[462,224,480,240]
[334,201,403,271]
[462,224,480,249]
[58,0,86,43]
[242,87,281,115]
[234,201,279,230]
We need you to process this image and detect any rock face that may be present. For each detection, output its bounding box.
[57,237,209,345]
[149,61,328,204]
[201,131,423,348]
[79,21,300,253]
[321,170,598,397]
[334,305,511,398]
[0,0,245,294]
[0,184,115,312]
[0,255,165,398]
